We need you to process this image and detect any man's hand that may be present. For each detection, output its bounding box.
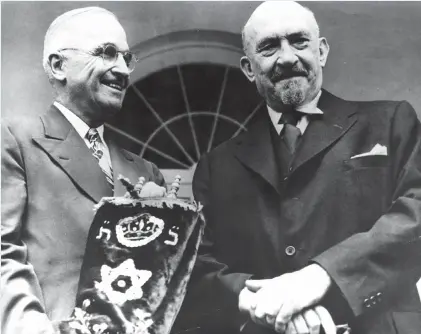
[245,264,332,332]
[239,292,336,334]
[285,306,336,334]
[239,286,257,314]
[139,181,167,198]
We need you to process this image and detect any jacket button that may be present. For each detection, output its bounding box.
[283,176,288,181]
[285,245,296,256]
[363,298,371,308]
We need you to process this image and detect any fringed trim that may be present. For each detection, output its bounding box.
[94,197,203,213]
[63,306,153,334]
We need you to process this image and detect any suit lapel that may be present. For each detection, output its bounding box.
[233,91,359,192]
[292,90,358,172]
[33,106,112,203]
[105,128,149,197]
[234,115,280,194]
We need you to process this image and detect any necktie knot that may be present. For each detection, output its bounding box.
[87,128,104,160]
[278,111,303,126]
[87,128,101,144]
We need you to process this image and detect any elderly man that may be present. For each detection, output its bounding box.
[183,2,421,334]
[1,7,165,334]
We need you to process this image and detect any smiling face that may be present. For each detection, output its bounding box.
[241,2,329,111]
[56,11,131,126]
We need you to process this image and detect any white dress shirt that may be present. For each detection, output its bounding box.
[54,101,113,172]
[267,90,323,135]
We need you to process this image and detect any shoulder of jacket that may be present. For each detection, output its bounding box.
[353,99,408,118]
[2,114,43,139]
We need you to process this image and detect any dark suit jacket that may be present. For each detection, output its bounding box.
[1,106,165,334]
[183,91,421,334]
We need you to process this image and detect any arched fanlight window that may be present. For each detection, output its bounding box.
[108,30,263,197]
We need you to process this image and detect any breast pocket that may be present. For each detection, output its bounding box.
[343,155,389,171]
[341,155,391,224]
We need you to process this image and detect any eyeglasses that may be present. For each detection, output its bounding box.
[58,44,138,72]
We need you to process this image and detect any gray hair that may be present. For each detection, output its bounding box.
[42,7,117,83]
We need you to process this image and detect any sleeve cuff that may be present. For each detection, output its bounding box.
[320,277,355,324]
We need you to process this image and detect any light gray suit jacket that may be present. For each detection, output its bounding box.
[1,106,165,334]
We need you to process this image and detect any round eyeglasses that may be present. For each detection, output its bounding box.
[58,44,138,72]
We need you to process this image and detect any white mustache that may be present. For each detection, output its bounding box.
[271,71,307,81]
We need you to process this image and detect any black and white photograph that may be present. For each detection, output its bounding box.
[1,2,421,334]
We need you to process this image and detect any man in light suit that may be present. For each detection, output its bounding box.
[183,2,421,334]
[1,7,165,334]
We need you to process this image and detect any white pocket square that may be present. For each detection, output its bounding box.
[350,144,388,159]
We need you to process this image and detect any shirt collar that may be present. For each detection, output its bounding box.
[53,101,105,141]
[267,90,323,133]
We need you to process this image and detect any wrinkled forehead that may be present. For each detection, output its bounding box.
[244,3,319,47]
[46,10,128,52]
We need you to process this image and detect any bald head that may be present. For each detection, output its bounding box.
[43,7,125,81]
[41,6,130,125]
[239,0,329,110]
[242,1,320,55]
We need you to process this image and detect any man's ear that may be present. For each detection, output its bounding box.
[49,54,66,81]
[318,37,330,68]
[240,56,255,83]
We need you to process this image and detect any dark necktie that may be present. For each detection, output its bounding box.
[278,111,303,154]
[86,128,114,190]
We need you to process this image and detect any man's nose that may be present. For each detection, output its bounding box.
[112,53,130,77]
[276,42,298,66]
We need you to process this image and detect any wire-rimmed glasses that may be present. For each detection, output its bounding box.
[58,44,138,72]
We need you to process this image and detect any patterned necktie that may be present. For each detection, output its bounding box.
[278,111,303,154]
[86,128,114,189]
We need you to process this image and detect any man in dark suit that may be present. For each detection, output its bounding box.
[1,7,165,334]
[185,2,421,334]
